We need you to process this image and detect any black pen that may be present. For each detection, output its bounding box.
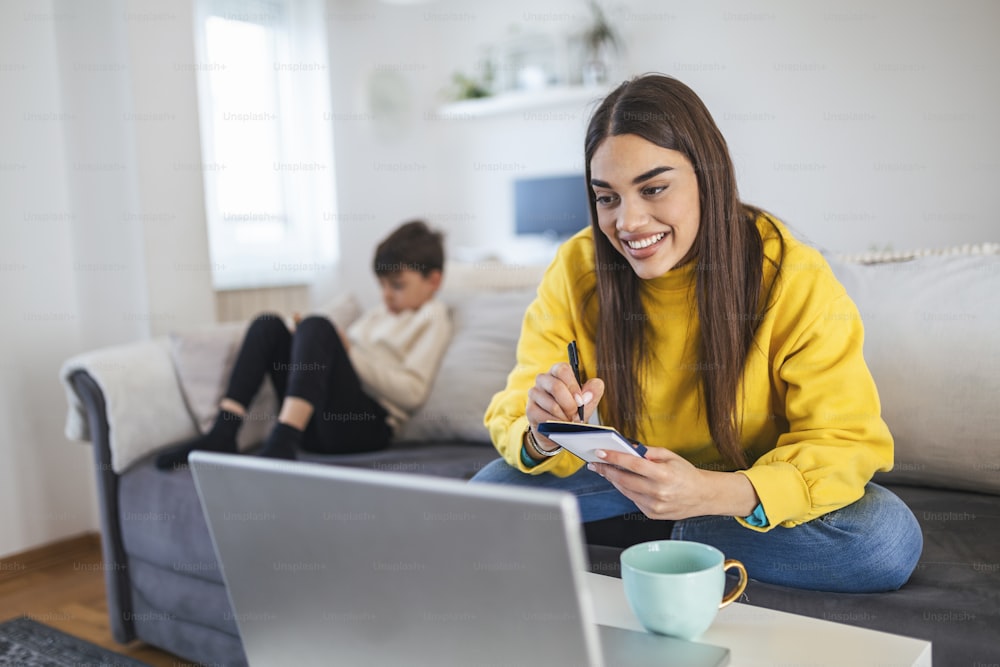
[567,340,585,421]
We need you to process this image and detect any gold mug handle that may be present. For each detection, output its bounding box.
[719,559,748,609]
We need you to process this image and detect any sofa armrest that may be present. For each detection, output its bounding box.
[61,337,198,474]
[67,370,136,643]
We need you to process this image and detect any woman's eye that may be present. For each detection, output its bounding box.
[642,185,666,196]
[594,193,618,206]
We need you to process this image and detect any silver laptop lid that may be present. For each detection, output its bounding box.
[191,452,604,666]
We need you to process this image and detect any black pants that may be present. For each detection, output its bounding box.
[226,313,391,454]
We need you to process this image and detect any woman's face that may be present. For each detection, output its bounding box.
[589,133,701,280]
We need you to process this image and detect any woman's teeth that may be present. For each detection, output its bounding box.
[625,233,666,249]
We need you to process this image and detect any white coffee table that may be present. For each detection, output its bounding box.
[584,572,932,667]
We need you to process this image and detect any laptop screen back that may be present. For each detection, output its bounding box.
[191,453,603,666]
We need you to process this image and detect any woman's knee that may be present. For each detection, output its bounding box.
[860,485,924,590]
[690,485,924,592]
[825,484,924,591]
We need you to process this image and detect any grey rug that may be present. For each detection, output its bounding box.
[0,617,151,667]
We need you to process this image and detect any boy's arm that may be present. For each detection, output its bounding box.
[347,301,452,412]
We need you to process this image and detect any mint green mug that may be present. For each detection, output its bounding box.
[620,540,748,640]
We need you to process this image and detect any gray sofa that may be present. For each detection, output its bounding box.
[68,369,497,664]
[63,251,1000,666]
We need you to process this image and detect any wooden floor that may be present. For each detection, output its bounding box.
[0,532,197,667]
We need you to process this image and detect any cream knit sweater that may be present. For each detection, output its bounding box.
[346,298,452,430]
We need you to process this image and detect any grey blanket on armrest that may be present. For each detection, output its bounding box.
[59,337,198,473]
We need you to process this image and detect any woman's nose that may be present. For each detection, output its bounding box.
[616,197,647,232]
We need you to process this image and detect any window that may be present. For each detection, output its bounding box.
[193,0,337,289]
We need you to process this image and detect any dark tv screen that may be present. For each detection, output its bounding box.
[514,174,591,238]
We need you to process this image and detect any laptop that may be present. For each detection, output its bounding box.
[190,452,729,666]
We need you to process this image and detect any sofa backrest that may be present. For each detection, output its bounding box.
[411,251,1000,497]
[161,251,1000,496]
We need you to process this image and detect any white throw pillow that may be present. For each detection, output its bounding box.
[396,289,537,443]
[828,253,1000,494]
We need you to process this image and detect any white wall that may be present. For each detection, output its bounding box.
[2,0,997,556]
[52,0,215,342]
[0,0,98,557]
[622,0,1000,253]
[326,0,999,304]
[326,0,596,303]
[0,0,216,557]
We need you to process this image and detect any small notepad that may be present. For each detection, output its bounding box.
[536,422,647,463]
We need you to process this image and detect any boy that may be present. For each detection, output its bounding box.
[156,220,451,469]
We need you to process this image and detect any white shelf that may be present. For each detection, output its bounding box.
[437,85,608,119]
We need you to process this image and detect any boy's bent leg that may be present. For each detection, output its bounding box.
[307,390,390,456]
[156,312,290,470]
[671,483,923,593]
[284,315,340,406]
[292,315,392,455]
[257,315,339,458]
[226,312,292,405]
[471,458,640,523]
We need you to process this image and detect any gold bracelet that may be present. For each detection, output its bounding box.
[525,425,560,458]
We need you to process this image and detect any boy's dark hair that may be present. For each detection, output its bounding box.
[373,219,445,277]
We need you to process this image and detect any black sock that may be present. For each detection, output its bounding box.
[155,409,243,471]
[257,422,302,460]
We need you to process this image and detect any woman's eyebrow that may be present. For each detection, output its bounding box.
[632,166,673,184]
[590,166,675,190]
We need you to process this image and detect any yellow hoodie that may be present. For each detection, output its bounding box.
[484,215,892,532]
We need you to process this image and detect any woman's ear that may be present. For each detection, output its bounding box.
[427,269,443,292]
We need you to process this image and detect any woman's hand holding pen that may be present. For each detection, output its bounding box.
[525,362,605,452]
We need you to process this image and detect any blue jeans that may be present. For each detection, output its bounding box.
[471,458,923,593]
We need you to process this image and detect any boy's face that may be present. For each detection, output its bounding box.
[378,269,442,314]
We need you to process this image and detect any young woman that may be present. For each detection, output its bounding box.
[472,75,922,593]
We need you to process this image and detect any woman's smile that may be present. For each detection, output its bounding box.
[621,230,670,257]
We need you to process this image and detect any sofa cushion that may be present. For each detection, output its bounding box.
[117,442,500,593]
[297,439,499,478]
[585,485,1000,665]
[828,254,1000,494]
[396,289,536,443]
[127,557,239,639]
[119,458,227,586]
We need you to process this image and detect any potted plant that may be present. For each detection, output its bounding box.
[581,0,622,86]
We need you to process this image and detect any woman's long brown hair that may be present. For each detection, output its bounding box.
[584,74,782,469]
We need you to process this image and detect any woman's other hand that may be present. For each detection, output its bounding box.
[589,447,759,520]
